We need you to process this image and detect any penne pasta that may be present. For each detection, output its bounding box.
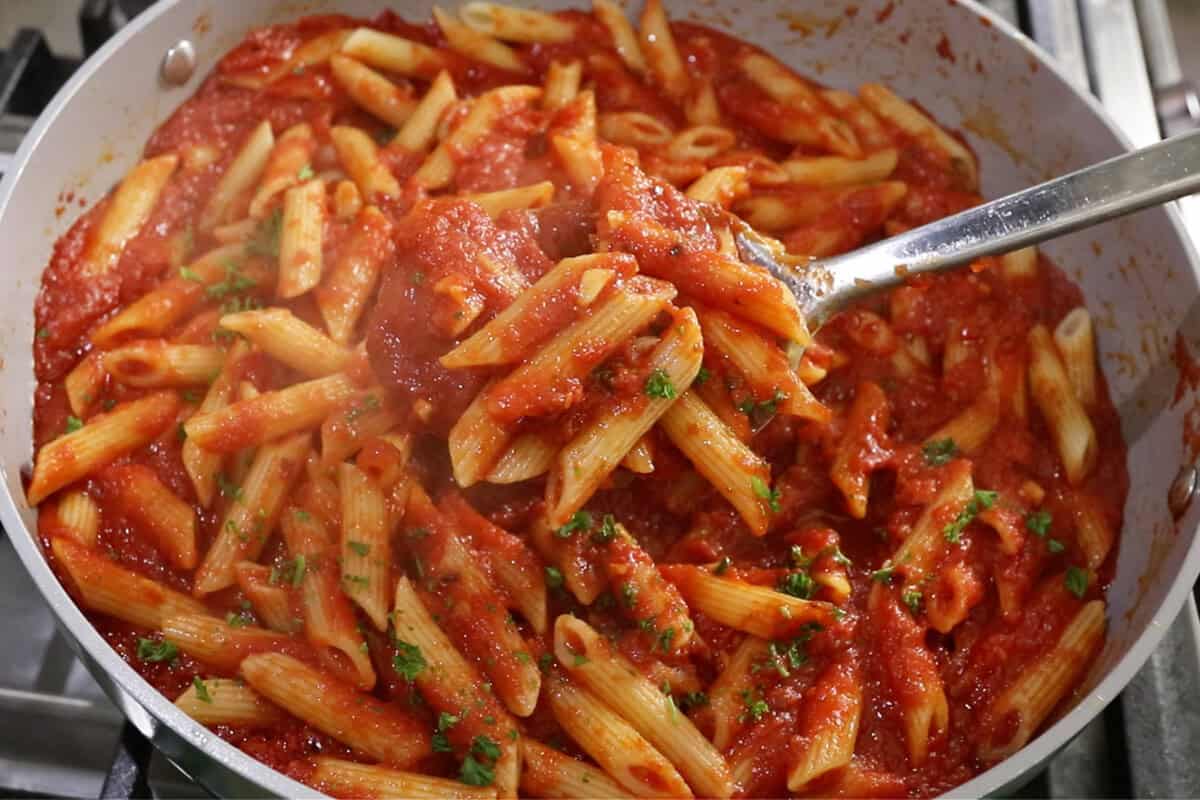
[392,70,457,152]
[218,308,350,377]
[161,613,304,672]
[337,463,391,630]
[434,7,528,74]
[81,153,179,276]
[685,166,748,208]
[233,561,302,633]
[786,660,862,791]
[554,615,733,798]
[100,463,196,569]
[340,27,448,78]
[543,59,583,109]
[313,758,499,800]
[64,352,106,416]
[329,55,417,128]
[520,737,633,799]
[102,341,224,388]
[175,678,286,727]
[781,148,899,186]
[200,122,273,231]
[708,636,769,751]
[277,178,326,298]
[467,181,555,218]
[858,82,978,190]
[50,490,101,548]
[330,125,401,201]
[593,0,646,73]
[460,2,574,43]
[28,391,180,505]
[1028,325,1098,485]
[639,0,688,99]
[1054,307,1098,407]
[248,122,317,219]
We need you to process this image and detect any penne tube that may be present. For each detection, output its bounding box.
[193,432,311,595]
[330,125,400,201]
[621,435,654,474]
[1001,245,1039,280]
[735,181,907,231]
[405,489,542,718]
[1071,494,1115,571]
[604,526,694,650]
[545,669,692,798]
[321,389,403,468]
[200,121,274,230]
[100,463,196,569]
[543,59,582,109]
[639,0,688,99]
[184,373,356,454]
[332,179,362,220]
[414,85,542,189]
[434,7,528,74]
[708,636,769,751]
[1054,307,1098,407]
[598,111,673,147]
[102,341,224,388]
[340,27,448,78]
[977,600,1105,762]
[51,536,207,628]
[467,181,555,218]
[392,576,522,797]
[175,678,286,727]
[485,431,556,483]
[329,55,417,128]
[926,365,1002,454]
[684,78,721,126]
[830,381,891,519]
[28,391,180,505]
[685,166,748,208]
[241,652,430,767]
[161,613,304,672]
[442,252,635,369]
[337,463,391,630]
[554,615,733,798]
[447,382,511,488]
[277,178,326,298]
[248,123,317,219]
[736,52,859,157]
[887,460,975,589]
[223,28,351,90]
[786,660,862,791]
[460,2,574,42]
[659,392,774,535]
[356,435,411,492]
[233,561,302,633]
[218,308,350,377]
[520,737,634,799]
[546,308,702,525]
[858,83,978,190]
[696,305,829,422]
[593,0,646,73]
[528,515,607,605]
[314,205,394,344]
[667,125,736,162]
[485,276,677,422]
[780,148,899,186]
[280,507,376,689]
[88,244,250,348]
[312,758,499,800]
[64,353,106,416]
[50,490,101,548]
[660,565,840,639]
[392,70,457,152]
[81,153,179,276]
[821,87,891,150]
[1028,325,1098,486]
[181,340,249,508]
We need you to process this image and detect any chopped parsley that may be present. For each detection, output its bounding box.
[680,691,709,711]
[1025,510,1053,537]
[176,423,188,442]
[644,368,677,399]
[344,393,381,424]
[738,689,769,723]
[694,366,710,386]
[656,627,676,652]
[344,574,370,587]
[192,676,212,703]
[738,389,786,429]
[1065,566,1089,599]
[136,638,178,663]
[538,653,554,673]
[216,473,243,502]
[713,556,731,575]
[270,554,306,587]
[750,476,782,513]
[555,510,592,538]
[544,566,564,589]
[591,513,617,544]
[347,540,371,557]
[296,164,315,181]
[1047,538,1066,554]
[459,735,501,787]
[922,438,959,466]
[393,640,427,680]
[64,416,84,434]
[871,563,896,583]
[902,587,923,614]
[778,571,816,600]
[221,295,261,315]
[294,509,311,522]
[205,259,257,300]
[36,327,50,340]
[247,207,283,259]
[412,270,426,285]
[620,582,638,608]
[179,265,204,282]
[226,609,255,628]
[572,653,589,667]
[432,711,459,753]
[943,489,999,543]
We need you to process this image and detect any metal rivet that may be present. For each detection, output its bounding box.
[1168,464,1197,520]
[161,40,196,86]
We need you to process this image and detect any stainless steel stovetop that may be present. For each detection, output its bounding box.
[2,0,1199,797]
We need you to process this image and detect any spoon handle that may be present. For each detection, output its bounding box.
[805,127,1200,323]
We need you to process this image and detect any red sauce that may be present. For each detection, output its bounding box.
[30,8,1128,798]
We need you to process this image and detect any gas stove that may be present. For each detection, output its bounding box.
[2,1,1199,797]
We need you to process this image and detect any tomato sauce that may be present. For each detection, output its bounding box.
[29,8,1128,799]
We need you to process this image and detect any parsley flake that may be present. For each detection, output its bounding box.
[393,640,427,680]
[1065,566,1089,599]
[943,489,999,543]
[555,510,592,538]
[922,438,959,466]
[544,566,564,589]
[192,676,212,703]
[750,476,782,513]
[347,540,371,557]
[1026,510,1053,537]
[591,513,617,544]
[713,556,731,575]
[64,416,84,434]
[778,571,816,599]
[644,368,677,399]
[136,638,178,663]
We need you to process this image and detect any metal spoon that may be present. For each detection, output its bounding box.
[736,127,1200,329]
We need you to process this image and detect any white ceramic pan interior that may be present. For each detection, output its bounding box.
[2,0,1200,796]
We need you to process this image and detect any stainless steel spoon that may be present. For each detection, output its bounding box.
[736,128,1200,329]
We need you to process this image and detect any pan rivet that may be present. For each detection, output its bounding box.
[161,40,196,86]
[1168,464,1197,520]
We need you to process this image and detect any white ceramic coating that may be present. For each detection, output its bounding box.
[2,0,1200,797]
